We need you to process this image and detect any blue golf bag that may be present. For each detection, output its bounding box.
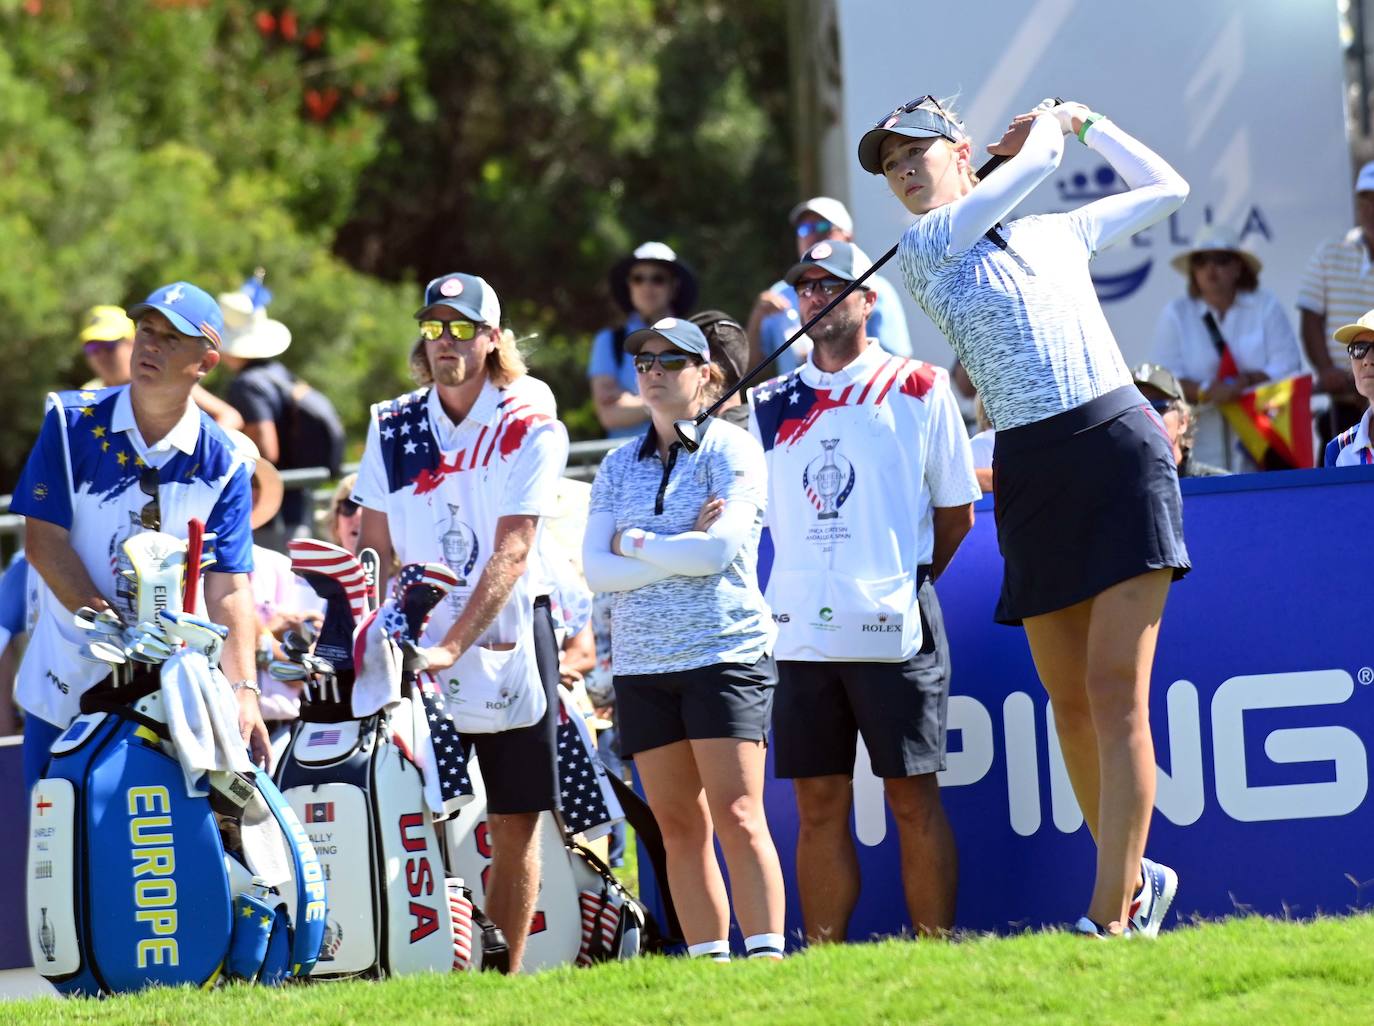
[26,684,327,995]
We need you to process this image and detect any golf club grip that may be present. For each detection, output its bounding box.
[697,151,1014,423]
[183,518,205,615]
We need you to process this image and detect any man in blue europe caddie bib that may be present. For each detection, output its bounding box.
[354,273,569,973]
[11,282,268,789]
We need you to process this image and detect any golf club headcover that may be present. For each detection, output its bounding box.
[121,531,187,625]
[289,539,366,720]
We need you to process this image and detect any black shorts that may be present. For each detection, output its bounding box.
[613,656,776,759]
[458,597,561,816]
[992,385,1191,625]
[773,575,950,779]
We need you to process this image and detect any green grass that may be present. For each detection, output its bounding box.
[9,915,1374,1026]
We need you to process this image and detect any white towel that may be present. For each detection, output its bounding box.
[160,649,252,796]
[350,604,404,718]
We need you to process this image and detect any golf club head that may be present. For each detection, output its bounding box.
[268,660,309,683]
[81,640,128,666]
[75,606,126,630]
[301,654,335,677]
[392,563,460,642]
[128,638,174,664]
[157,610,227,660]
[673,417,704,453]
[282,630,313,658]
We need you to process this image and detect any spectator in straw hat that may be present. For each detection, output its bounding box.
[220,289,343,538]
[588,242,699,438]
[1150,225,1302,469]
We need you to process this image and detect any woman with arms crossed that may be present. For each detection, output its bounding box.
[858,96,1189,937]
[582,317,785,961]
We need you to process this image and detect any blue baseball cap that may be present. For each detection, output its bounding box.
[414,272,502,326]
[127,282,225,348]
[624,317,711,360]
[784,240,875,286]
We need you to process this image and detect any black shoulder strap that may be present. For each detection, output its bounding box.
[603,769,683,943]
[1201,311,1228,357]
[984,224,1009,250]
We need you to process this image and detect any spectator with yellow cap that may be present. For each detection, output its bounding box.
[78,305,136,390]
[1323,311,1374,467]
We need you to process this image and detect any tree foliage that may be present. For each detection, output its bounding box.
[0,0,795,490]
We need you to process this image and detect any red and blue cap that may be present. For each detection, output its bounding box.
[127,281,225,348]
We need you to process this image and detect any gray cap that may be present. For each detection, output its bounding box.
[1132,362,1184,402]
[858,101,966,175]
[783,240,875,286]
[624,317,711,359]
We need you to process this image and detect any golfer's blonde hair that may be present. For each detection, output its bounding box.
[410,326,528,387]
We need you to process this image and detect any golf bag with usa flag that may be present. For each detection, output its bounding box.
[273,542,508,976]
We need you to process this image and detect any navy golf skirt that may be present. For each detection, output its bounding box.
[992,385,1190,625]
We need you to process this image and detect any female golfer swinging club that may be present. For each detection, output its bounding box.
[858,96,1188,937]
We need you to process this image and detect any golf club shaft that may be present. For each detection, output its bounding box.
[691,150,1016,426]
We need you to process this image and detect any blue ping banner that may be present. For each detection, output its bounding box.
[645,467,1374,941]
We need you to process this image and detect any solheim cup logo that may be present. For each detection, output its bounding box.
[803,439,855,521]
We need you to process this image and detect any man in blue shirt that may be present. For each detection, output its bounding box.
[746,197,913,375]
[11,281,268,788]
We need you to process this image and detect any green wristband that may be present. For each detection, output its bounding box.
[1076,113,1104,144]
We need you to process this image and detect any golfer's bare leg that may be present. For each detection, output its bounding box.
[1084,569,1170,930]
[692,737,785,940]
[485,811,542,972]
[793,775,858,944]
[636,740,731,945]
[884,773,957,936]
[1023,599,1098,839]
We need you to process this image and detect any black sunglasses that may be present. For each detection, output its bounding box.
[1349,340,1374,361]
[882,94,945,123]
[633,352,698,373]
[1148,398,1177,415]
[138,466,160,531]
[335,497,361,517]
[1191,252,1238,268]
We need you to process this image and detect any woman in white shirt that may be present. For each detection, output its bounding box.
[1151,226,1303,469]
[858,95,1187,938]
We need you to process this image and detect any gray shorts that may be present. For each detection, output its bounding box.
[773,576,950,779]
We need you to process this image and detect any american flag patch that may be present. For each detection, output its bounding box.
[307,728,342,747]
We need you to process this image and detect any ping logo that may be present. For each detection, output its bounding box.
[128,786,179,968]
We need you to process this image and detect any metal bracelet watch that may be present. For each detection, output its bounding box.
[230,678,262,697]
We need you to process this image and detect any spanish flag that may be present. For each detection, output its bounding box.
[1219,374,1314,470]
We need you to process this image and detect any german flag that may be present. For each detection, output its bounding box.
[1219,374,1314,469]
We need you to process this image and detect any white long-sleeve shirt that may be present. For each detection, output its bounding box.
[899,113,1190,430]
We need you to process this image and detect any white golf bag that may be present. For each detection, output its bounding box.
[273,543,506,977]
